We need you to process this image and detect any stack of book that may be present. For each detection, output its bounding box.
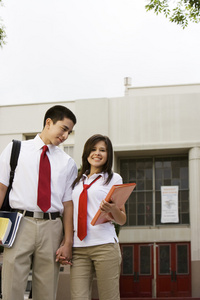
[0,211,23,248]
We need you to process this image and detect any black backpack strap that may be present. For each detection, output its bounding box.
[9,139,21,186]
[1,140,21,211]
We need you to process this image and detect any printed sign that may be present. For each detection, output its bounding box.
[161,186,179,223]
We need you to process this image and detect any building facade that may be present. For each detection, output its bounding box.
[0,81,200,298]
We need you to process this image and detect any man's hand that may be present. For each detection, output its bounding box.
[56,244,72,265]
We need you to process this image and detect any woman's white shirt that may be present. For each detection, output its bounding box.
[72,172,123,247]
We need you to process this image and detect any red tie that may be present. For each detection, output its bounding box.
[37,145,51,212]
[78,175,101,241]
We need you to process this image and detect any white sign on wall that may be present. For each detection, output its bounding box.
[161,186,179,223]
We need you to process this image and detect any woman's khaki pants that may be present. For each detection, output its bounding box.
[70,242,122,300]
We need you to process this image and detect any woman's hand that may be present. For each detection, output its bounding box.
[100,198,116,213]
[100,197,126,225]
[55,243,73,265]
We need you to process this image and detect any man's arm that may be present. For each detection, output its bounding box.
[0,183,8,209]
[56,200,73,264]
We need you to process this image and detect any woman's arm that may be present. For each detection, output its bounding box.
[100,200,126,225]
[56,200,73,265]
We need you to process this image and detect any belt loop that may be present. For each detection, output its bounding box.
[48,212,52,220]
[23,210,26,217]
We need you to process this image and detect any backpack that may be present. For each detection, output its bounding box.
[0,140,21,211]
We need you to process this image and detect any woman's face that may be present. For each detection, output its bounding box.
[87,140,108,173]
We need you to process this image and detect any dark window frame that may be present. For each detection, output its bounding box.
[120,155,189,227]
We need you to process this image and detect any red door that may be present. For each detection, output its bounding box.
[156,242,191,297]
[120,244,153,298]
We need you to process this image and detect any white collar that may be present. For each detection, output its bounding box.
[34,134,56,154]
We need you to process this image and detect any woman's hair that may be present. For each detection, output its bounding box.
[73,134,113,187]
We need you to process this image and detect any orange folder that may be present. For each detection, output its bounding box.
[91,182,136,226]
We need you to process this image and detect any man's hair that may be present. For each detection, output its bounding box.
[43,105,77,128]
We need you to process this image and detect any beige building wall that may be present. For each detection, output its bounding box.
[0,102,75,153]
[73,97,109,169]
[0,82,200,296]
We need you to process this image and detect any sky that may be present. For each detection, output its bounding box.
[0,0,200,106]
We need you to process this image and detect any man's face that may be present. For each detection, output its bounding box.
[45,117,74,146]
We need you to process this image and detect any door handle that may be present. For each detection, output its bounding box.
[171,271,177,282]
[133,272,139,282]
[174,271,177,282]
[171,271,174,281]
[134,272,137,282]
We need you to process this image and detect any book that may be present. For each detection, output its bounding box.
[91,182,136,226]
[0,217,12,244]
[0,211,23,248]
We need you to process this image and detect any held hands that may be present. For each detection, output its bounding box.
[55,243,72,266]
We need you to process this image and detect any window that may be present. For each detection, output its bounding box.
[159,245,170,274]
[63,145,74,158]
[177,244,189,274]
[120,158,153,226]
[140,245,151,275]
[24,134,37,140]
[120,156,189,227]
[155,157,189,225]
[122,246,133,275]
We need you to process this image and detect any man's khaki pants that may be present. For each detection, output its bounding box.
[2,216,63,300]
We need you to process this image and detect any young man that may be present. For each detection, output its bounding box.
[0,105,77,300]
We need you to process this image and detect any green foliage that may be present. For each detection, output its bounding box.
[0,25,6,48]
[0,0,6,48]
[145,0,200,28]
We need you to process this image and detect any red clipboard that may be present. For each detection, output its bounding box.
[91,182,136,226]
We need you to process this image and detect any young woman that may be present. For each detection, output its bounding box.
[70,134,126,300]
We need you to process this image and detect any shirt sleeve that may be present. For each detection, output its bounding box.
[62,158,78,202]
[112,172,123,185]
[0,142,12,187]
